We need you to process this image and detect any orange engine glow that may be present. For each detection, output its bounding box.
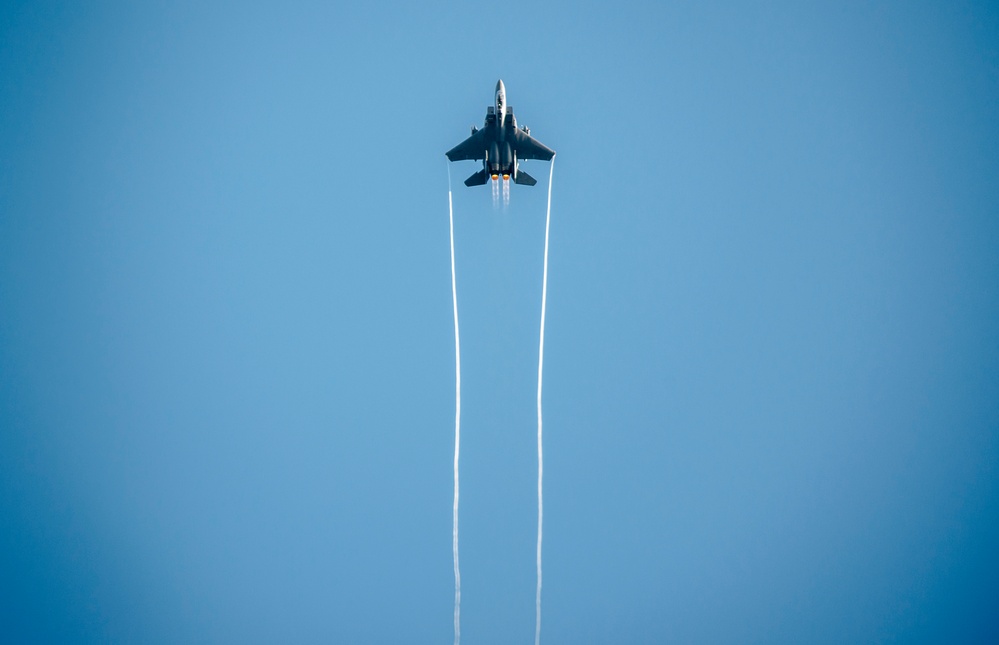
[502,174,510,180]
[491,174,499,180]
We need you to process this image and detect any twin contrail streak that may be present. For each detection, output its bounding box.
[447,157,554,645]
[536,155,555,645]
[447,162,462,645]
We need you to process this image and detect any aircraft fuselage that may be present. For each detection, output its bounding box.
[481,80,519,180]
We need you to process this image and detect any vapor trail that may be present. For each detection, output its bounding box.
[447,162,462,645]
[503,177,510,208]
[536,155,555,645]
[492,175,499,208]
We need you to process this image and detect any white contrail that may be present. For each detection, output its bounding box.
[536,155,555,645]
[492,175,499,209]
[503,177,510,208]
[447,162,462,645]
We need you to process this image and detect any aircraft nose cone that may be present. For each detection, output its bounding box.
[496,79,505,93]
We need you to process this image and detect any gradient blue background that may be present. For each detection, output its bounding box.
[2,2,998,643]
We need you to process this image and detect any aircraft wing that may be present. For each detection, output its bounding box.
[446,129,489,161]
[511,128,555,161]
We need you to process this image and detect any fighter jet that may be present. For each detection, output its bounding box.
[446,80,555,187]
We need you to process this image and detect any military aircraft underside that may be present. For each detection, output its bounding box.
[446,80,555,187]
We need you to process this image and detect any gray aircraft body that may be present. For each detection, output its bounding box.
[446,80,555,186]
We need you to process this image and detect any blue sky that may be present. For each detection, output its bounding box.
[2,1,998,643]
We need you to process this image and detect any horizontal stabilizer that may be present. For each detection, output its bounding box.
[464,170,488,187]
[513,169,537,186]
